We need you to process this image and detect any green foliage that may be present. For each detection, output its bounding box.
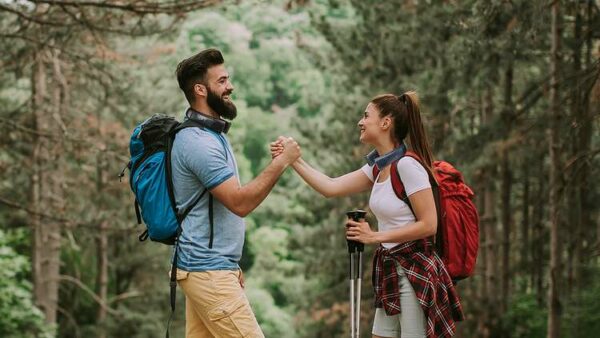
[499,291,547,338]
[0,230,53,338]
[246,286,296,338]
[563,266,600,337]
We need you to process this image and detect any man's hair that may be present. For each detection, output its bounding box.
[176,48,224,104]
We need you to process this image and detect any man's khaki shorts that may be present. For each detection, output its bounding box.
[176,269,265,338]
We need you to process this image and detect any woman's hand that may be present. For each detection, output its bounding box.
[270,137,285,159]
[346,219,379,245]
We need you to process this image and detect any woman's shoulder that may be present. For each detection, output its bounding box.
[396,155,425,172]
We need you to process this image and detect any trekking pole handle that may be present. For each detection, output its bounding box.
[346,210,367,253]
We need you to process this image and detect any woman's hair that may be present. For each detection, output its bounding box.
[371,91,435,172]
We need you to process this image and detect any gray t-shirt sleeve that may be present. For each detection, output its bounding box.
[183,130,234,190]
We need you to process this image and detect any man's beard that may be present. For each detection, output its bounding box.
[207,87,237,120]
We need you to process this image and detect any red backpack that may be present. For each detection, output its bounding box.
[372,151,479,281]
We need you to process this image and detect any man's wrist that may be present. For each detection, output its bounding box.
[272,156,290,170]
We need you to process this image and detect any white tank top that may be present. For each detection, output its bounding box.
[361,157,431,249]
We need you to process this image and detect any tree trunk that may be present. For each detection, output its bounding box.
[521,160,530,292]
[475,91,488,336]
[31,49,64,327]
[501,60,513,311]
[31,50,47,325]
[547,1,562,337]
[96,110,109,338]
[576,0,596,283]
[96,222,109,338]
[482,87,498,337]
[476,183,488,335]
[587,1,600,254]
[533,173,545,306]
[484,183,498,337]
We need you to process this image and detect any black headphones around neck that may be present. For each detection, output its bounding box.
[185,108,231,134]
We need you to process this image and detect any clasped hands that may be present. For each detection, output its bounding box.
[269,136,301,165]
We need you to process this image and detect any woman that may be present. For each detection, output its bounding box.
[271,92,463,338]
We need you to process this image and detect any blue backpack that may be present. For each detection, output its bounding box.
[122,114,206,244]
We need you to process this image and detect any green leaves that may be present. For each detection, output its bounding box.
[0,230,54,338]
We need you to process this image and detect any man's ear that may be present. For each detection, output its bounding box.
[194,83,207,98]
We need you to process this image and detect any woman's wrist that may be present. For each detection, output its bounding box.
[372,231,385,244]
[291,157,304,170]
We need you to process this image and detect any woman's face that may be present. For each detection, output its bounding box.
[357,102,391,145]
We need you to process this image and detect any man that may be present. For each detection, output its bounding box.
[171,48,300,338]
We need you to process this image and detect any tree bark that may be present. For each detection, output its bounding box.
[533,173,545,306]
[587,1,600,254]
[521,160,530,292]
[547,1,563,337]
[96,110,109,338]
[475,91,488,336]
[31,49,47,325]
[482,87,498,337]
[501,59,513,311]
[476,183,488,335]
[96,222,108,338]
[31,49,64,327]
[567,0,584,299]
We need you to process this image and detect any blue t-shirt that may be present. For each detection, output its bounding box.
[171,125,245,271]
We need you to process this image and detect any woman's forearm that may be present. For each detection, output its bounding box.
[291,158,337,197]
[374,220,436,244]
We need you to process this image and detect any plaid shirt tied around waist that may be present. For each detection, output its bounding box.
[372,240,464,338]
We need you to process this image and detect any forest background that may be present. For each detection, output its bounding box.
[1,0,599,337]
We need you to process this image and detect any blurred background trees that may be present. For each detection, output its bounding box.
[1,0,598,337]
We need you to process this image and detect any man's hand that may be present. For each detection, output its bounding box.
[273,136,300,165]
[239,269,245,289]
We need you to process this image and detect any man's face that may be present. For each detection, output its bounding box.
[205,64,236,120]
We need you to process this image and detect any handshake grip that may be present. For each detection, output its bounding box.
[346,210,366,253]
[270,137,300,163]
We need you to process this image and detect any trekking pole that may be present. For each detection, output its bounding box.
[346,210,366,338]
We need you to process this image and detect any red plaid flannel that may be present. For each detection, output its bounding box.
[372,240,464,338]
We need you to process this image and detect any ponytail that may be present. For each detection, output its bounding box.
[401,91,434,171]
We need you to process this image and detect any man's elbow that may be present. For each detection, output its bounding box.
[219,197,251,217]
[230,205,251,218]
[233,198,255,217]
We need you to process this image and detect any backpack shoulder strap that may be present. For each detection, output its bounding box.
[389,159,413,213]
[168,119,217,245]
[173,118,201,133]
[372,165,380,180]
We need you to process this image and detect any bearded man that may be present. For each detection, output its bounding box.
[171,48,300,338]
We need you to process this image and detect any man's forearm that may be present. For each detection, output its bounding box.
[236,158,289,216]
